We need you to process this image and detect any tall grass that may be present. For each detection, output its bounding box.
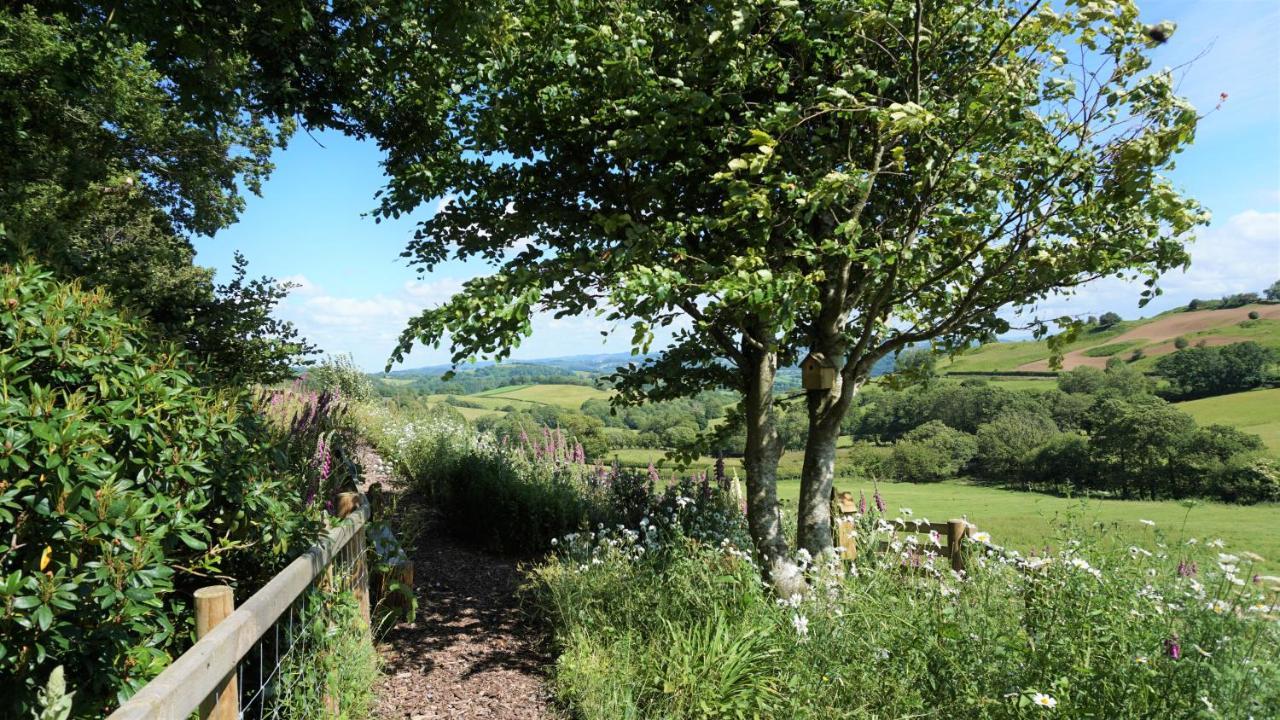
[531,501,1280,719]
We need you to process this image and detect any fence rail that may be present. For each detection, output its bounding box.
[107,492,370,720]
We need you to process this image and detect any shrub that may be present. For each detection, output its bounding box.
[1211,456,1280,504]
[531,505,1280,719]
[1128,347,1145,362]
[0,264,344,716]
[888,440,957,483]
[974,411,1059,482]
[1097,311,1123,327]
[1248,310,1261,320]
[1173,336,1189,350]
[308,353,374,402]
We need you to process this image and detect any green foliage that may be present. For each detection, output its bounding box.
[34,666,74,720]
[1173,335,1189,350]
[889,421,976,483]
[975,411,1060,482]
[1082,342,1136,357]
[1154,341,1278,399]
[478,405,611,460]
[272,589,379,720]
[532,508,1280,719]
[1097,312,1124,328]
[1265,280,1280,302]
[0,264,349,716]
[309,354,375,403]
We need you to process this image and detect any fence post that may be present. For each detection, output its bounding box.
[947,519,969,573]
[336,492,371,625]
[194,586,237,720]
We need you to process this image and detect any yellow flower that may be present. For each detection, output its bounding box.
[39,545,52,571]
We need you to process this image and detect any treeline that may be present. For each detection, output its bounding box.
[1154,341,1277,400]
[376,364,598,396]
[850,363,1277,503]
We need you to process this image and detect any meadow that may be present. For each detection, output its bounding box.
[608,447,1280,575]
[1179,388,1280,453]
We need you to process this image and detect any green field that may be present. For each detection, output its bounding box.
[1178,388,1280,453]
[473,383,612,409]
[609,448,1279,574]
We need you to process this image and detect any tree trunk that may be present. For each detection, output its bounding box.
[797,365,860,557]
[741,344,805,598]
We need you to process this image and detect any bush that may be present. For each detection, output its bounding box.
[888,440,957,483]
[531,506,1280,719]
[0,264,346,716]
[974,411,1059,483]
[1173,336,1189,350]
[1211,456,1280,504]
[308,353,374,402]
[1248,310,1261,320]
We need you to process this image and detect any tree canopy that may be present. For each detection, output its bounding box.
[365,0,1205,587]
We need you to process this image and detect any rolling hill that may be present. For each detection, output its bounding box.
[943,303,1280,374]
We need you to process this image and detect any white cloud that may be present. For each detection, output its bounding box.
[1007,208,1280,330]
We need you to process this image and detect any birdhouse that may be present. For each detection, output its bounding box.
[801,352,836,390]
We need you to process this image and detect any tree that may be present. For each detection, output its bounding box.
[1,3,390,382]
[374,0,1205,584]
[1098,312,1124,328]
[1154,341,1277,399]
[1089,396,1196,499]
[975,411,1060,485]
[1265,281,1280,302]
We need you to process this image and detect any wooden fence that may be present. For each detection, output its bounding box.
[107,492,371,720]
[835,513,975,571]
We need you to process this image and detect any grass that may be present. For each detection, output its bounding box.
[472,383,613,409]
[940,323,1132,373]
[610,445,1279,574]
[1082,341,1138,357]
[775,478,1279,575]
[1177,388,1280,454]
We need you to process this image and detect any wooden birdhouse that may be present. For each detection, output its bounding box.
[800,352,836,390]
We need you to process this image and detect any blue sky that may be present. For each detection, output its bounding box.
[194,0,1280,371]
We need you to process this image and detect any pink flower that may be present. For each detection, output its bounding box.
[1166,636,1181,660]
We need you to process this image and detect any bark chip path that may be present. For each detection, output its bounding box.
[371,505,557,719]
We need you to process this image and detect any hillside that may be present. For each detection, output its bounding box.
[1178,388,1280,453]
[944,303,1280,374]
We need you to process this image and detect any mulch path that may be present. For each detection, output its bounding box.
[362,447,559,719]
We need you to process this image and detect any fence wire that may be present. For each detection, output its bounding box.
[232,524,368,720]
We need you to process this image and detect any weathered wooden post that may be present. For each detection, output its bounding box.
[194,586,237,720]
[947,519,969,572]
[832,490,859,562]
[336,492,371,625]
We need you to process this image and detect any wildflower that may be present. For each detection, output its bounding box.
[929,530,942,548]
[1166,636,1181,660]
[1135,655,1149,664]
[791,613,809,638]
[1031,693,1057,709]
[550,538,558,546]
[873,487,886,513]
[1177,559,1197,577]
[1209,538,1226,548]
[900,507,913,517]
[1207,599,1230,614]
[858,491,867,514]
[1129,546,1153,558]
[971,531,992,544]
[1139,519,1155,527]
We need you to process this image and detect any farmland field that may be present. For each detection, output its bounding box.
[1177,388,1280,453]
[608,448,1280,574]
[472,383,612,408]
